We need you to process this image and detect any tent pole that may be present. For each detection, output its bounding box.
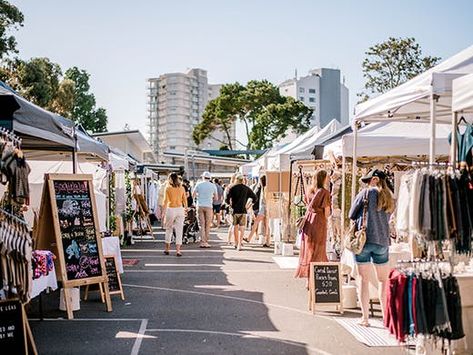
[451,111,458,166]
[341,154,346,238]
[351,121,358,203]
[429,94,437,166]
[288,159,294,242]
[72,126,77,174]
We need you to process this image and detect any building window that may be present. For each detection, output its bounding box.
[309,97,316,103]
[299,87,305,93]
[309,88,316,94]
[300,96,304,101]
[169,146,176,150]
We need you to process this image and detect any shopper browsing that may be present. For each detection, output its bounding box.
[212,178,224,227]
[244,175,270,247]
[163,173,188,256]
[349,169,394,327]
[193,171,217,248]
[225,175,257,251]
[295,170,331,283]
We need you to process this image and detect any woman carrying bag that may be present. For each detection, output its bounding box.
[348,169,394,327]
[295,170,331,285]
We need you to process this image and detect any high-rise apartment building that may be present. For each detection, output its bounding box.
[279,68,349,128]
[147,69,235,162]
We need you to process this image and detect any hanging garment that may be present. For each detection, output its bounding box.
[115,171,126,215]
[449,123,473,166]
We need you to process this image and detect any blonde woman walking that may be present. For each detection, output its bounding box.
[163,173,188,256]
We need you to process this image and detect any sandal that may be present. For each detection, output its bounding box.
[358,319,370,327]
[243,238,249,243]
[163,250,170,255]
[176,252,182,257]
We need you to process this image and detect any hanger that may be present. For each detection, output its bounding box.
[458,116,467,125]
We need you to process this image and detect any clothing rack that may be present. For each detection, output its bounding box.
[0,127,22,147]
[0,207,28,226]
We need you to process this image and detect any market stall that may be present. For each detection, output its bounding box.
[340,45,473,353]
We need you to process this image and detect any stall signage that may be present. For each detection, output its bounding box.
[0,299,27,355]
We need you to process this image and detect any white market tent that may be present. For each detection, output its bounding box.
[266,119,340,171]
[323,121,452,158]
[349,45,473,203]
[452,73,473,113]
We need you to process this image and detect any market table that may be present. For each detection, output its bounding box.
[31,265,58,299]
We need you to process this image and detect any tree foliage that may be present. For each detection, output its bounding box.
[193,80,312,150]
[0,0,23,59]
[359,37,441,101]
[65,67,107,133]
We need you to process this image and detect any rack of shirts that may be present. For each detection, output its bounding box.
[385,261,464,345]
[0,128,31,207]
[0,207,32,303]
[396,165,473,254]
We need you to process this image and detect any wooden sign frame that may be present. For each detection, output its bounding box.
[308,262,343,315]
[0,298,37,355]
[84,255,125,301]
[35,173,112,319]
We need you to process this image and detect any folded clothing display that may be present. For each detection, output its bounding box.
[32,250,55,280]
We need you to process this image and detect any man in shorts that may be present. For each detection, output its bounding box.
[225,175,256,251]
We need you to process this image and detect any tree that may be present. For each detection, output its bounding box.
[360,37,441,101]
[65,66,108,132]
[0,0,24,59]
[193,80,312,150]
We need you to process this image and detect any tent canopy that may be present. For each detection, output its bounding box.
[452,73,473,113]
[0,83,109,161]
[323,121,452,158]
[355,45,473,123]
[266,120,340,170]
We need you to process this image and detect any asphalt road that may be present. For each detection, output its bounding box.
[28,228,404,355]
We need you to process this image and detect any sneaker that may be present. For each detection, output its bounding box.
[237,244,242,251]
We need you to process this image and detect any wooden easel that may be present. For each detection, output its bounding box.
[308,262,344,315]
[84,255,125,301]
[132,193,152,236]
[35,174,112,319]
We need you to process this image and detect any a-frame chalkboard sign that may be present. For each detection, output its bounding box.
[308,262,343,315]
[35,174,112,319]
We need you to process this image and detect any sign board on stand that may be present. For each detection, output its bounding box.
[85,255,125,301]
[0,299,37,355]
[35,174,112,319]
[308,262,343,314]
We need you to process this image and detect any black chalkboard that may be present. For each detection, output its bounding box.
[313,264,341,304]
[0,299,26,355]
[53,180,102,281]
[105,256,119,292]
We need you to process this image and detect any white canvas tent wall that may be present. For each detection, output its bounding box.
[323,121,452,158]
[22,161,108,232]
[451,73,473,164]
[266,120,340,171]
[351,45,473,201]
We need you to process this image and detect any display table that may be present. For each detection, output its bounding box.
[102,236,124,273]
[31,266,58,299]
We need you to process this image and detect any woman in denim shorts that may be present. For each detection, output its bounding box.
[349,169,394,327]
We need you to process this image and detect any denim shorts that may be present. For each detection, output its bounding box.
[354,243,389,265]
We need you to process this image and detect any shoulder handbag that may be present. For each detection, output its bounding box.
[344,189,368,255]
[292,167,306,207]
[295,189,319,231]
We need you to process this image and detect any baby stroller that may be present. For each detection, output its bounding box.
[183,207,199,244]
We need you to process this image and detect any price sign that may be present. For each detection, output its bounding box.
[309,262,343,314]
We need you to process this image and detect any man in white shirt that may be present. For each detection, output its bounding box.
[193,172,217,248]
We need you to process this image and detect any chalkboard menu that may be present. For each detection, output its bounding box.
[53,180,102,281]
[105,256,119,292]
[312,263,341,304]
[0,299,27,355]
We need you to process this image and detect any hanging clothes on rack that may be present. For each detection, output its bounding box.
[385,262,464,344]
[395,166,472,255]
[0,208,33,303]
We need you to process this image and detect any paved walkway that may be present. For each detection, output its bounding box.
[29,228,404,354]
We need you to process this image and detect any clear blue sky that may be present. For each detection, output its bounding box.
[10,0,473,134]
